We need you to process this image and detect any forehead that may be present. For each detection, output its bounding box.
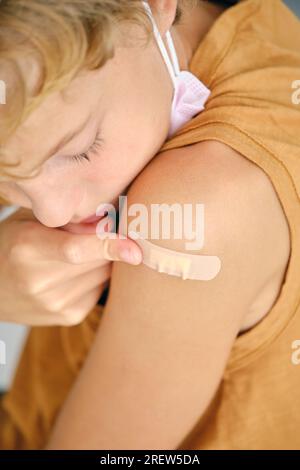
[1,69,105,179]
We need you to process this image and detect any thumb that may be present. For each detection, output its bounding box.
[58,227,143,265]
[98,231,143,265]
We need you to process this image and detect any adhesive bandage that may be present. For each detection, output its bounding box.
[129,231,221,281]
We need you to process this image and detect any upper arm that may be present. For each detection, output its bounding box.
[47,140,289,449]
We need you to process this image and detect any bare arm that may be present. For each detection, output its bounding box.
[45,141,289,449]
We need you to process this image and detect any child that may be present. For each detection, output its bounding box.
[0,0,299,449]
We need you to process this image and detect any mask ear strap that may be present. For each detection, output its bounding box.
[142,1,178,88]
[166,31,181,76]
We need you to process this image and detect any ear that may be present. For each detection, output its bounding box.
[147,0,178,36]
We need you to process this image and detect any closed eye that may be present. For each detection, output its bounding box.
[70,132,103,165]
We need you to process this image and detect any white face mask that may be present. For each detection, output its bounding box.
[142,1,211,139]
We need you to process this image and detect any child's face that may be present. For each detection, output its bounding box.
[0,33,174,227]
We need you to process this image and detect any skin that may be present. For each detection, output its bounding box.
[0,0,292,448]
[0,1,218,226]
[0,0,225,326]
[45,141,291,449]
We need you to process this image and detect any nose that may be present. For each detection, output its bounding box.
[32,201,76,228]
[16,180,84,228]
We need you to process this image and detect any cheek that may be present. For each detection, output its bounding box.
[81,148,145,204]
[86,135,144,181]
[102,147,149,186]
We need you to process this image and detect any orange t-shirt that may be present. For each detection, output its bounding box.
[1,0,300,449]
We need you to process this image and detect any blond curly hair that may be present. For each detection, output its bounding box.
[0,0,185,176]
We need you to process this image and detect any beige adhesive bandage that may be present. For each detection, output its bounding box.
[130,231,221,281]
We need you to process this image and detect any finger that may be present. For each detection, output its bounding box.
[65,231,143,265]
[62,265,112,309]
[19,222,109,265]
[60,284,106,326]
[38,264,112,309]
[42,230,143,265]
[29,258,112,292]
[19,218,142,265]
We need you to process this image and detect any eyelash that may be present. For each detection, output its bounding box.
[70,133,103,165]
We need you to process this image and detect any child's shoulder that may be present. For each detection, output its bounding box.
[126,139,291,331]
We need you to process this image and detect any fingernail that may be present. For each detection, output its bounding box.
[120,248,141,265]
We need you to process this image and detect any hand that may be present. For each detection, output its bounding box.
[0,208,142,326]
